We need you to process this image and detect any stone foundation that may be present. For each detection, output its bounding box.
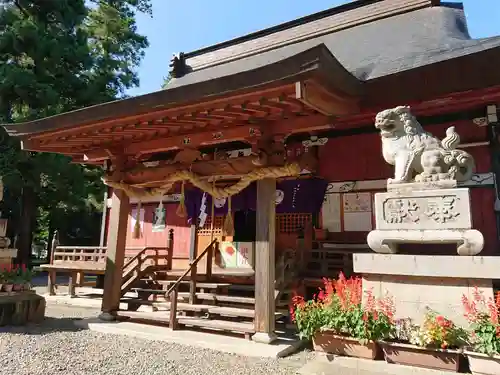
[0,291,46,326]
[353,254,499,326]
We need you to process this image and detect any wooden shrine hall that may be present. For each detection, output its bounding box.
[4,0,500,342]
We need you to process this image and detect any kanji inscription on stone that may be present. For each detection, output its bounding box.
[383,198,420,224]
[424,196,460,223]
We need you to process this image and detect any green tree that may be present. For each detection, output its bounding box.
[0,0,151,264]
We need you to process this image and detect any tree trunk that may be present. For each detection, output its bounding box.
[17,186,36,266]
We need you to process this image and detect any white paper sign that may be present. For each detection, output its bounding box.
[321,193,342,232]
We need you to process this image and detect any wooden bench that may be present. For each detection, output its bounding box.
[42,246,148,297]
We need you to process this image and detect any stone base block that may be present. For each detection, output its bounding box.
[369,187,484,255]
[353,254,497,326]
[252,331,278,344]
[367,228,484,255]
[0,291,46,326]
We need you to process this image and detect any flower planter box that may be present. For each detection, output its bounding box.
[379,341,461,372]
[313,331,381,359]
[465,351,500,375]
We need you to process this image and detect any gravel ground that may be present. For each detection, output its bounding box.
[0,305,314,375]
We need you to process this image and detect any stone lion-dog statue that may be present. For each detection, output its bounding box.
[375,105,475,185]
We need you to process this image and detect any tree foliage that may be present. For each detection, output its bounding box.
[0,0,151,261]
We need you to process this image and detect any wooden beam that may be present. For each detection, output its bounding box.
[295,80,359,116]
[83,114,333,162]
[252,178,277,344]
[99,189,130,320]
[83,124,259,161]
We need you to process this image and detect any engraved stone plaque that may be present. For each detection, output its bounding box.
[374,188,472,231]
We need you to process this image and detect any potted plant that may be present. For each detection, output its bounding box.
[379,309,468,372]
[1,264,14,292]
[0,264,5,291]
[20,264,34,291]
[11,265,24,291]
[462,288,500,375]
[291,272,395,359]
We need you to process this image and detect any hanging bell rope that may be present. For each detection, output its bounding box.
[223,196,234,237]
[176,181,187,218]
[133,201,142,239]
[209,179,216,240]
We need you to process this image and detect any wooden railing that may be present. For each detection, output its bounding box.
[165,239,218,330]
[120,246,172,295]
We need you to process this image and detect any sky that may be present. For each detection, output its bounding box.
[129,0,500,96]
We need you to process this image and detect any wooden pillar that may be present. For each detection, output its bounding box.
[252,178,277,344]
[99,189,130,321]
[167,229,174,270]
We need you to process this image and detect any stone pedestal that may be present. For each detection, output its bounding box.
[353,254,498,326]
[0,291,46,326]
[367,187,484,255]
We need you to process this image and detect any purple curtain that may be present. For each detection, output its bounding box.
[185,177,328,221]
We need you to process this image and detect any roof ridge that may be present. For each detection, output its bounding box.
[183,0,439,61]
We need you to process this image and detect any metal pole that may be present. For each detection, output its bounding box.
[99,189,109,247]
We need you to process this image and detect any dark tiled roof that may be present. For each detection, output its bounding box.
[4,2,500,137]
[167,4,500,88]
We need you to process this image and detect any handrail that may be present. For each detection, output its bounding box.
[165,239,218,296]
[166,238,217,330]
[122,247,148,271]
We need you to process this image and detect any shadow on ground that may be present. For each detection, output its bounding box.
[0,317,88,335]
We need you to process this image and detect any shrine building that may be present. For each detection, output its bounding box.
[3,0,500,342]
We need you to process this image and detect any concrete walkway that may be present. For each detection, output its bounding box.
[76,318,305,359]
[298,354,461,375]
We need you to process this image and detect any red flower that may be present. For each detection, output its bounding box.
[317,290,326,302]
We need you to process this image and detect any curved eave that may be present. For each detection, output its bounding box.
[2,44,363,141]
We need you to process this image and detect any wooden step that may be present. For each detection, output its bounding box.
[228,284,255,292]
[122,298,259,319]
[116,311,255,335]
[156,280,231,289]
[131,288,165,294]
[178,316,254,334]
[207,306,282,319]
[121,298,211,312]
[177,292,255,304]
[207,306,254,318]
[117,310,170,324]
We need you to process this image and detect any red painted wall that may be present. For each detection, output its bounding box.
[105,202,192,259]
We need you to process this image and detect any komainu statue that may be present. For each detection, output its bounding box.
[375,106,475,184]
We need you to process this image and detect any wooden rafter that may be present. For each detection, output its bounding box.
[21,77,359,156]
